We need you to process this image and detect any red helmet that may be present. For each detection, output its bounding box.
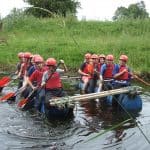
[46,58,57,66]
[31,54,40,62]
[99,54,106,58]
[84,53,91,59]
[119,55,128,62]
[24,52,32,58]
[106,54,114,61]
[91,54,98,59]
[18,52,24,58]
[34,56,44,63]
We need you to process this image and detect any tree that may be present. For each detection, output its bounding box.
[23,0,80,18]
[113,1,149,20]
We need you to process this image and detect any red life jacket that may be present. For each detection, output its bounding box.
[117,65,129,80]
[103,64,114,79]
[29,68,45,86]
[97,63,104,72]
[45,72,62,89]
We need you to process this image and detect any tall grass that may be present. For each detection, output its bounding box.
[0,14,149,73]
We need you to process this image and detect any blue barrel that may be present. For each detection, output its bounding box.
[119,94,142,112]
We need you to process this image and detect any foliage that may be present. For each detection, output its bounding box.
[0,14,150,73]
[113,1,149,20]
[23,0,80,17]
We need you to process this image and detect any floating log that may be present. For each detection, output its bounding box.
[49,86,142,106]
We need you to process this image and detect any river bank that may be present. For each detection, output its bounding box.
[0,15,149,79]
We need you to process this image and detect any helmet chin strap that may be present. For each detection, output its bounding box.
[49,66,56,73]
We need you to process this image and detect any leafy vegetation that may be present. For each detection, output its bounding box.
[113,1,149,20]
[23,0,80,17]
[0,13,149,74]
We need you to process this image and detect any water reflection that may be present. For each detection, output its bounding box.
[0,83,150,149]
[76,98,146,149]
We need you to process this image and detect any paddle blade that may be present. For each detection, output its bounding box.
[0,92,15,102]
[0,76,11,87]
[17,98,28,109]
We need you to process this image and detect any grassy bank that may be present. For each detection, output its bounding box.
[0,15,149,74]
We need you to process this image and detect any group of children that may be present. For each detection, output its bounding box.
[15,51,132,112]
[78,53,132,94]
[15,52,67,113]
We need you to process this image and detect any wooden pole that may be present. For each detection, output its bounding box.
[49,86,142,105]
[134,75,150,86]
[61,76,80,80]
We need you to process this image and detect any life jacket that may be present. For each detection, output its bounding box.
[45,72,62,89]
[29,68,46,86]
[97,63,104,72]
[116,65,129,80]
[82,63,89,74]
[20,63,28,77]
[82,63,94,79]
[87,64,94,75]
[103,64,115,79]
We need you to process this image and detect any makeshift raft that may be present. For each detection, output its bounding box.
[49,86,143,112]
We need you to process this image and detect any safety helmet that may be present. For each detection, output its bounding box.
[84,53,91,59]
[46,58,57,66]
[24,52,32,58]
[91,54,98,59]
[34,56,44,63]
[18,52,24,58]
[99,54,106,59]
[119,55,128,62]
[106,54,114,61]
[32,54,40,62]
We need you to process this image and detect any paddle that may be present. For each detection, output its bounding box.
[133,74,150,86]
[0,87,24,102]
[0,74,17,92]
[0,92,15,102]
[17,90,36,109]
[18,62,61,109]
[0,76,11,87]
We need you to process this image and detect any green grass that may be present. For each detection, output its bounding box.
[0,14,150,74]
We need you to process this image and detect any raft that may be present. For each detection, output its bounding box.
[50,86,143,112]
[105,92,142,112]
[21,97,74,120]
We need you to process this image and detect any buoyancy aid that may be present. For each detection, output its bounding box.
[103,64,114,79]
[97,63,104,72]
[87,64,94,75]
[20,63,28,77]
[45,72,62,89]
[82,63,94,78]
[116,65,129,80]
[29,68,46,86]
[82,63,89,74]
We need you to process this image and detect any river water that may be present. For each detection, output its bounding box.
[0,85,150,150]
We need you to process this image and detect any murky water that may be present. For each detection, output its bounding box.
[0,84,150,149]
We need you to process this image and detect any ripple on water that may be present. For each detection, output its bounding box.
[0,90,150,149]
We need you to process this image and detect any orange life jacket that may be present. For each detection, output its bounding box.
[83,63,89,74]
